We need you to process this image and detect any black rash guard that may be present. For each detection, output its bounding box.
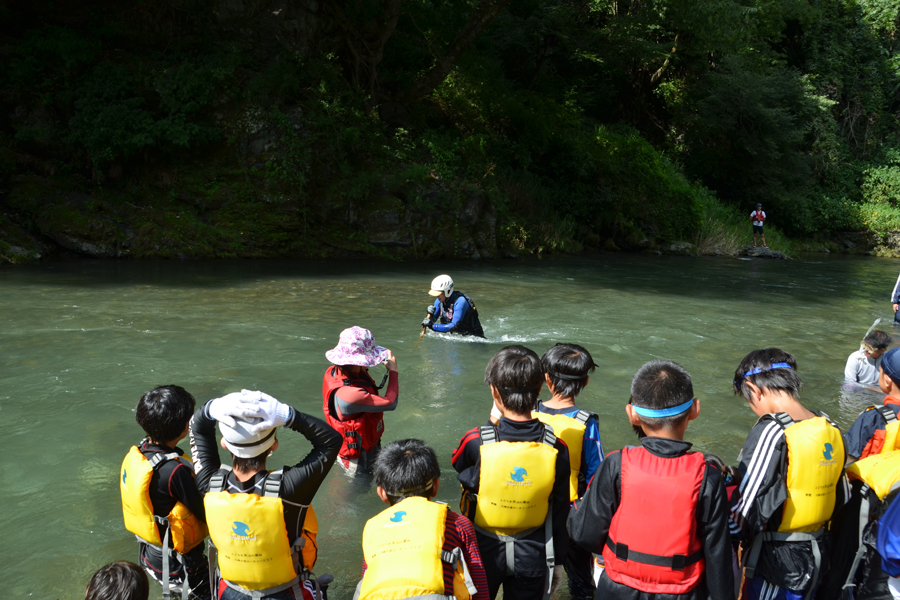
[567,437,735,600]
[190,402,341,542]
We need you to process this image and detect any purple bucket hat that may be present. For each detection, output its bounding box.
[325,326,389,367]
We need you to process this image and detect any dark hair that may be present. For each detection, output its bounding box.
[373,439,441,505]
[630,360,694,428]
[541,343,596,399]
[86,561,148,600]
[135,385,196,443]
[232,453,269,473]
[485,345,544,415]
[733,348,801,400]
[865,331,893,351]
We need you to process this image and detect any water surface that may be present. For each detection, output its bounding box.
[1,253,895,599]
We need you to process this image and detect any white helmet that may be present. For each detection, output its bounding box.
[429,274,454,297]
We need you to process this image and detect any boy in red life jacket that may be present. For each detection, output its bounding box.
[750,203,767,247]
[356,439,489,600]
[846,347,900,461]
[568,359,734,600]
[452,345,572,600]
[729,348,846,600]
[321,326,399,475]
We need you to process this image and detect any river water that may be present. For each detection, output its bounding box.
[1,253,897,600]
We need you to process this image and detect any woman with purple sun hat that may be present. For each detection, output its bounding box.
[321,326,400,475]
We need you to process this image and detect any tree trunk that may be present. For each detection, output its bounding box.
[401,0,513,104]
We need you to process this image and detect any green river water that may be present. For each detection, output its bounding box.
[2,253,898,600]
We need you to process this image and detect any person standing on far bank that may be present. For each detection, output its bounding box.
[750,203,767,248]
[891,272,900,323]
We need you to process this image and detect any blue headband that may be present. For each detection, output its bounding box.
[740,362,792,379]
[631,398,695,418]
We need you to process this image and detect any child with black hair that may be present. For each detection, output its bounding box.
[86,561,149,600]
[846,347,900,460]
[355,439,489,600]
[729,348,847,600]
[533,343,603,600]
[452,345,572,600]
[568,359,735,600]
[120,385,212,600]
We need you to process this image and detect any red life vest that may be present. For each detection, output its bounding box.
[751,211,765,223]
[321,366,385,459]
[859,397,900,459]
[602,446,707,594]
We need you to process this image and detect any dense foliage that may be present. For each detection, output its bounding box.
[2,0,900,257]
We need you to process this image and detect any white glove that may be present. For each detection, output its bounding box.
[245,390,291,434]
[208,391,262,428]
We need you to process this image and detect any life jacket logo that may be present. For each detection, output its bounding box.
[507,467,532,486]
[384,510,410,528]
[231,521,257,541]
[122,469,127,486]
[820,443,837,466]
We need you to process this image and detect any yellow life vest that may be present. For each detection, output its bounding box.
[474,425,558,535]
[205,469,318,593]
[772,413,845,533]
[359,497,477,600]
[847,450,900,501]
[120,445,208,554]
[533,409,593,501]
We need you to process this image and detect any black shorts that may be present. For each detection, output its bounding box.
[753,225,764,234]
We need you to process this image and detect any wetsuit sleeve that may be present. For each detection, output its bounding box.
[189,404,223,494]
[846,409,884,461]
[582,416,603,485]
[699,464,736,600]
[168,459,207,523]
[448,511,490,600]
[452,428,482,493]
[279,409,342,505]
[729,418,788,540]
[551,440,571,562]
[432,296,469,333]
[335,371,399,416]
[845,353,862,383]
[567,450,621,554]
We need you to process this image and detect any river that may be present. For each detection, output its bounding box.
[1,253,895,599]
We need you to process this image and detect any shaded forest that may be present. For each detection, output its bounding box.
[2,0,900,261]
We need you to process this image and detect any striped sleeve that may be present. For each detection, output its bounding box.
[729,417,788,540]
[445,511,489,600]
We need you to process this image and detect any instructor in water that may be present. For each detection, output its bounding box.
[422,274,485,338]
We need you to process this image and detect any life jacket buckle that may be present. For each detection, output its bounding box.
[671,554,686,571]
[615,542,629,561]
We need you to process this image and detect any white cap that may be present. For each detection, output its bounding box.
[219,418,277,459]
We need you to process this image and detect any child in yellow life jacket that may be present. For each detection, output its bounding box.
[533,343,603,600]
[452,345,572,600]
[729,348,847,600]
[190,390,342,600]
[355,439,489,600]
[120,385,212,600]
[568,359,735,600]
[846,347,900,461]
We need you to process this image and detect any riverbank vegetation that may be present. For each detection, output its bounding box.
[2,0,900,263]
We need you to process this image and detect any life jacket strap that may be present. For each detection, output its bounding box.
[479,426,497,445]
[147,451,181,469]
[770,412,796,429]
[574,410,595,426]
[541,426,557,448]
[473,498,555,600]
[877,405,898,424]
[441,547,479,597]
[264,470,283,498]
[744,528,825,600]
[208,470,228,494]
[604,538,703,570]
